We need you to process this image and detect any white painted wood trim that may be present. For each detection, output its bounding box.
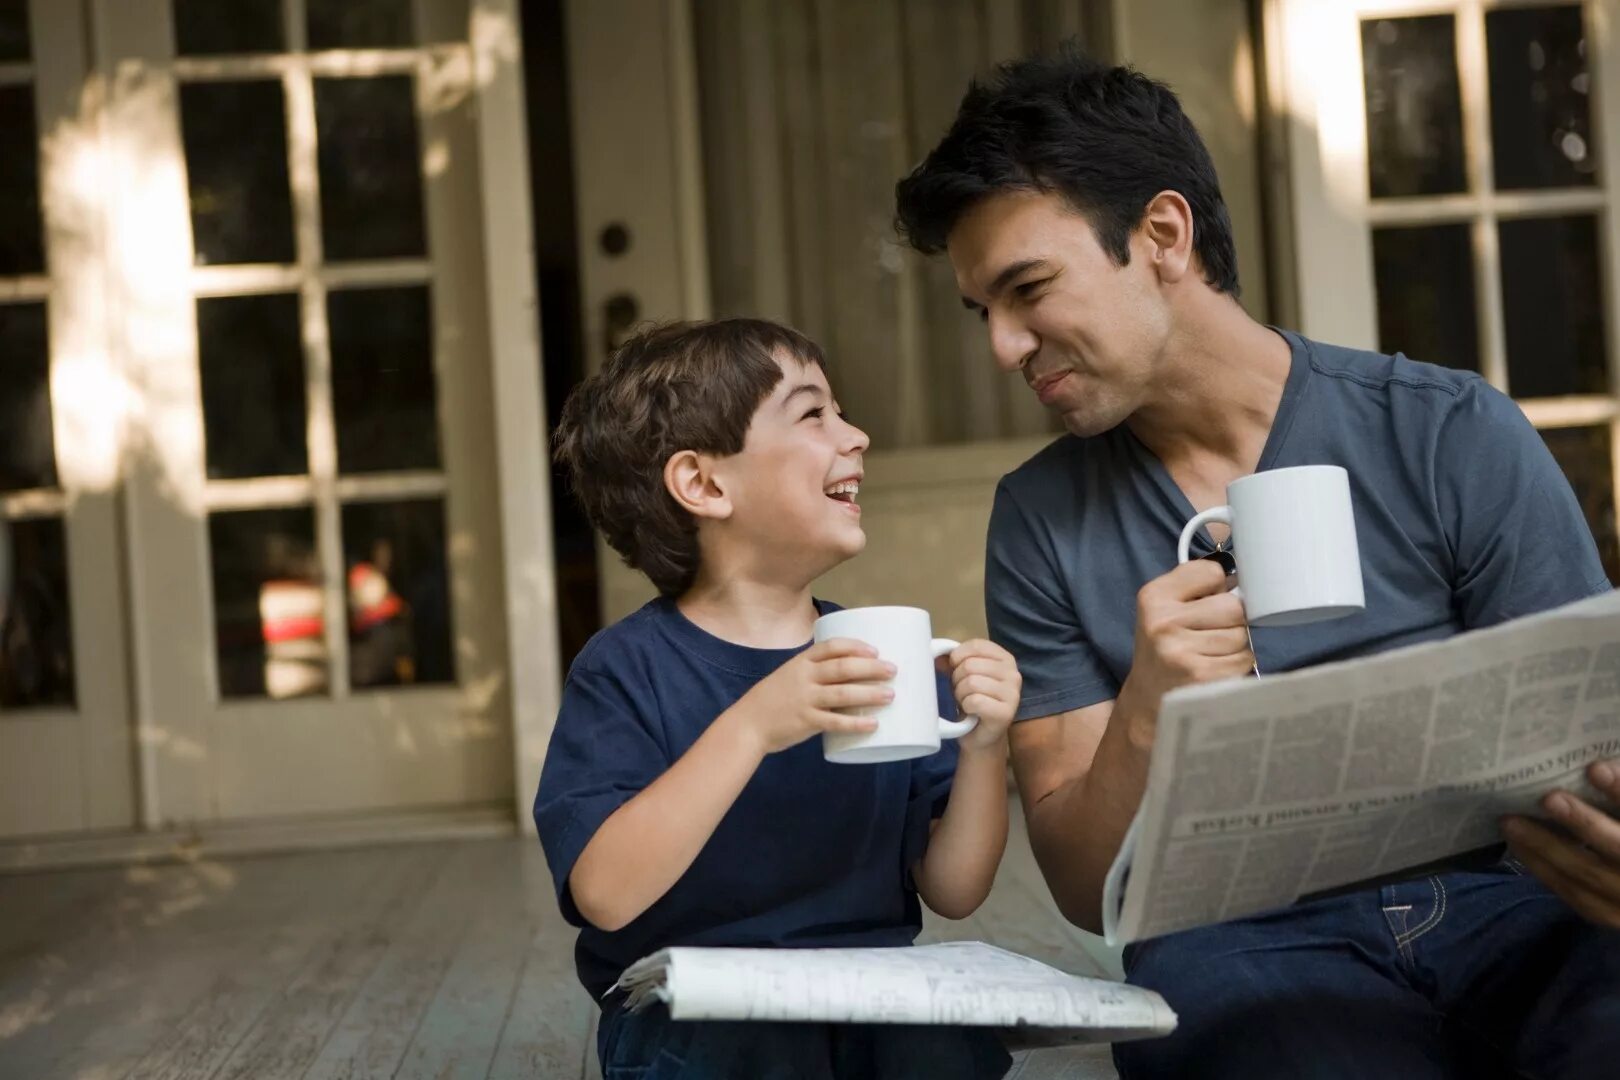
[668,0,712,321]
[1364,187,1606,224]
[1591,0,1620,504]
[472,0,562,838]
[1519,396,1619,428]
[0,274,49,300]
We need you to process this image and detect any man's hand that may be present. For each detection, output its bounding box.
[942,639,1021,752]
[1503,758,1620,929]
[729,638,893,755]
[1116,558,1254,741]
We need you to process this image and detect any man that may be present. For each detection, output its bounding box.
[895,49,1620,1078]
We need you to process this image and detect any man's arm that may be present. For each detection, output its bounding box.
[1011,560,1252,931]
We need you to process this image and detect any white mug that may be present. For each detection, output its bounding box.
[1175,465,1365,628]
[813,606,978,764]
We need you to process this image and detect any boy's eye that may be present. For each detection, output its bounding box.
[1015,279,1047,299]
[802,406,825,421]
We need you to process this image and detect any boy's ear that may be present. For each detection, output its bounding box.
[664,450,732,520]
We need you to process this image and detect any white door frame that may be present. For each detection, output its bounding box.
[2,0,559,864]
[564,0,711,623]
[0,0,138,842]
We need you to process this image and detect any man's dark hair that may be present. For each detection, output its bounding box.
[895,47,1240,295]
[553,318,825,597]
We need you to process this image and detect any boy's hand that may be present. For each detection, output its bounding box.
[943,639,1021,753]
[730,639,895,755]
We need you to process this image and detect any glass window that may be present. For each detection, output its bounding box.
[197,292,309,479]
[314,76,426,261]
[0,302,56,492]
[1362,16,1468,198]
[209,507,326,699]
[173,0,285,56]
[1486,5,1594,191]
[307,0,414,49]
[328,285,440,474]
[1371,224,1479,372]
[1541,426,1618,584]
[0,0,29,62]
[0,517,75,709]
[342,499,453,688]
[0,85,44,276]
[179,80,296,265]
[1499,215,1607,398]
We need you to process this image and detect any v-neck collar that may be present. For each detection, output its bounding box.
[1124,327,1313,557]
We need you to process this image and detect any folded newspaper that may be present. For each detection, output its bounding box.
[1104,589,1620,945]
[612,942,1176,1043]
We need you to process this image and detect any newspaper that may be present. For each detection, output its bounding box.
[1104,590,1620,945]
[613,942,1176,1043]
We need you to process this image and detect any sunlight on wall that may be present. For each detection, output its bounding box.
[1286,0,1371,213]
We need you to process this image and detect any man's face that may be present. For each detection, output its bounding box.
[947,190,1172,437]
[712,354,870,575]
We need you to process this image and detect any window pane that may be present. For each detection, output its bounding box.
[173,0,284,56]
[0,517,75,709]
[1362,16,1468,198]
[1541,426,1618,584]
[328,286,440,473]
[197,293,309,479]
[342,499,453,688]
[0,0,29,62]
[1486,5,1594,190]
[179,80,296,265]
[315,76,426,260]
[307,0,414,49]
[209,507,326,699]
[1372,224,1479,372]
[0,302,56,492]
[0,86,45,275]
[1500,216,1606,398]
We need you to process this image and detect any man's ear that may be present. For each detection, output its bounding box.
[1140,190,1195,285]
[664,450,732,521]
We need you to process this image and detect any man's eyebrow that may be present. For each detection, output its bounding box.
[960,258,1052,310]
[780,383,825,409]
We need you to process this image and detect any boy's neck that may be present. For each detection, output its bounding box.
[676,572,820,649]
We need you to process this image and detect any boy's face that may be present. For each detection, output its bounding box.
[947,189,1173,438]
[713,354,870,576]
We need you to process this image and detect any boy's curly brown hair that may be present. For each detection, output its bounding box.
[553,318,826,597]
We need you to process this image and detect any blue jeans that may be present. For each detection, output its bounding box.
[1114,861,1620,1079]
[597,1004,1011,1079]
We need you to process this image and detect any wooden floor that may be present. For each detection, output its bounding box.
[0,801,1121,1079]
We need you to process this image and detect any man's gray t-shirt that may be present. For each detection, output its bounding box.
[987,329,1611,722]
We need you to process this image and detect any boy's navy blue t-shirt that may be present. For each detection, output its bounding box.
[535,597,959,1001]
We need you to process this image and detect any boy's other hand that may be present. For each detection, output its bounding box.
[943,639,1021,752]
[730,638,895,755]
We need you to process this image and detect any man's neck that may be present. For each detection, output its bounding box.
[1126,295,1293,476]
[676,566,821,649]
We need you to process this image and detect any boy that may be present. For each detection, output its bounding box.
[536,319,1020,1079]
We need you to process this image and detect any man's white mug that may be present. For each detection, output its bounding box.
[813,606,977,764]
[1175,464,1365,627]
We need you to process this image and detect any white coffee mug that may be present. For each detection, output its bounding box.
[1175,464,1365,627]
[813,606,978,764]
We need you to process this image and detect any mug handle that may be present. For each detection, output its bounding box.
[930,638,979,738]
[1176,507,1243,603]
